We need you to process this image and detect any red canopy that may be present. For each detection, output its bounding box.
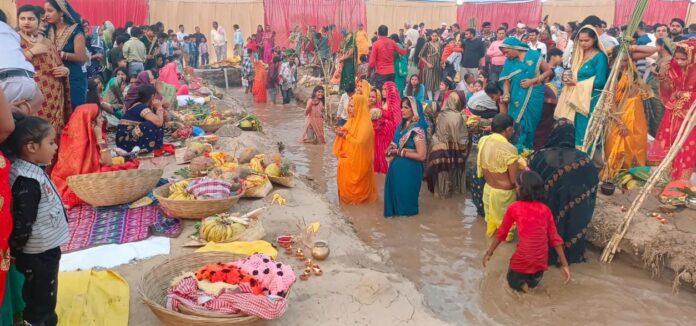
[614,0,690,26]
[16,0,148,28]
[263,0,367,51]
[457,0,543,30]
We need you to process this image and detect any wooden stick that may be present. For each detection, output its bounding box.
[601,101,696,262]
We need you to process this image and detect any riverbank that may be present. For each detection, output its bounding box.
[120,96,446,325]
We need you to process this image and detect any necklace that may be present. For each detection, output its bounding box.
[21,32,38,43]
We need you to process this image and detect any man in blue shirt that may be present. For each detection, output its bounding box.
[234,24,244,57]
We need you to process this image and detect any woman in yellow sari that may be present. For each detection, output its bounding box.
[604,58,648,179]
[333,94,377,204]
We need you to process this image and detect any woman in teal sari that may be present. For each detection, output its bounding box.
[498,37,551,152]
[384,97,428,217]
[339,32,357,93]
[390,34,408,97]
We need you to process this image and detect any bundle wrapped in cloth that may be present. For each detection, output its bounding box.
[166,254,295,320]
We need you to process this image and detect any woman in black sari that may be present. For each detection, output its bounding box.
[529,119,599,264]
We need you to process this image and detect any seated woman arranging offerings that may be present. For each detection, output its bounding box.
[52,81,139,208]
[116,85,166,153]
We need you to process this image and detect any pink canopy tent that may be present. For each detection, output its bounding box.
[16,0,148,28]
[456,0,543,30]
[263,0,367,51]
[614,0,690,26]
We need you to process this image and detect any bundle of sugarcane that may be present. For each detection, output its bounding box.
[580,0,650,156]
[600,100,696,263]
[468,18,476,30]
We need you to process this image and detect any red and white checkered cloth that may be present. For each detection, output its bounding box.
[186,178,232,199]
[166,276,289,320]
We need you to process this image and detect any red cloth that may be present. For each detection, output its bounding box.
[263,0,367,50]
[153,144,176,157]
[0,153,12,302]
[99,160,140,173]
[614,0,689,26]
[373,82,401,174]
[369,37,407,75]
[457,0,542,31]
[51,104,102,208]
[16,0,148,27]
[441,43,463,63]
[496,201,563,274]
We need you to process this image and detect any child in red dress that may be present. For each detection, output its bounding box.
[483,171,571,291]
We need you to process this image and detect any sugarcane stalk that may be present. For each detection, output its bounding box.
[601,101,696,263]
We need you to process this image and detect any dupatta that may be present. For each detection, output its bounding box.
[392,96,427,149]
[333,95,377,204]
[51,104,102,208]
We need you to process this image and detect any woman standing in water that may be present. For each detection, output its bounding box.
[300,86,326,144]
[384,96,427,217]
[44,0,88,109]
[334,95,376,204]
[530,119,598,264]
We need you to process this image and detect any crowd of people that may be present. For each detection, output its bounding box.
[242,16,695,292]
[0,0,695,322]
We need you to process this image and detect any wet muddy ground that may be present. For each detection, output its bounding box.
[230,89,696,325]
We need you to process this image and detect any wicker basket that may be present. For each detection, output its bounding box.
[138,252,259,325]
[67,169,163,207]
[194,120,229,134]
[154,181,243,219]
[268,174,295,188]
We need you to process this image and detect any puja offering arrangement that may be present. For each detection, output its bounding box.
[166,175,243,201]
[238,114,263,132]
[166,254,295,320]
[198,213,251,243]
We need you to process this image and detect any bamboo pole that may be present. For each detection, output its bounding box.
[600,101,696,263]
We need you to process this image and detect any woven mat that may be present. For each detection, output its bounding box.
[62,204,182,253]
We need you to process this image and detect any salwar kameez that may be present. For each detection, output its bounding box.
[300,99,326,144]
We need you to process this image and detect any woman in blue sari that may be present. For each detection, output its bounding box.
[116,85,165,153]
[555,26,609,148]
[384,96,428,217]
[498,37,551,152]
[44,0,89,109]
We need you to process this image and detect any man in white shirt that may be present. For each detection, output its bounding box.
[336,83,355,126]
[405,24,419,49]
[527,29,547,58]
[0,14,43,114]
[176,24,188,42]
[211,21,227,63]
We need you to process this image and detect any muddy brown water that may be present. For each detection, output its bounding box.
[232,89,696,325]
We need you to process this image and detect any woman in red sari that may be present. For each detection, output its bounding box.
[649,39,696,180]
[372,83,402,174]
[18,5,71,133]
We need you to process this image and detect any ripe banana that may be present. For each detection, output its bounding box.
[272,193,287,206]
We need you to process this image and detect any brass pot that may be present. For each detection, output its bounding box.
[311,240,330,261]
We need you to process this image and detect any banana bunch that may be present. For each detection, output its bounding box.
[245,175,268,188]
[249,154,265,173]
[200,215,248,243]
[168,180,194,200]
[202,115,221,125]
[272,193,287,206]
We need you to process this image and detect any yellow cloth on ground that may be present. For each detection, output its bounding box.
[483,184,516,241]
[477,133,519,177]
[195,240,278,259]
[56,270,129,326]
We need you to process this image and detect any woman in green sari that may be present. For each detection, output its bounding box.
[390,34,408,97]
[339,32,357,93]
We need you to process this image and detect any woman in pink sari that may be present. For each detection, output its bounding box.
[371,82,402,173]
[158,61,181,90]
[649,40,696,180]
[263,25,275,64]
[301,86,326,144]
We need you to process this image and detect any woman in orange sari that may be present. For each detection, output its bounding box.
[333,94,377,204]
[50,103,106,208]
[18,5,71,133]
[252,60,267,103]
[650,40,696,180]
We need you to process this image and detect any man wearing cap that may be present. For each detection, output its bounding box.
[498,37,552,151]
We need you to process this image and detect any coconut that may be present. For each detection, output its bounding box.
[190,156,213,177]
[239,147,258,164]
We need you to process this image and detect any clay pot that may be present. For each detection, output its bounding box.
[600,182,616,196]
